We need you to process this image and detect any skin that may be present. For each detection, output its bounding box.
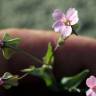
[0,28,96,95]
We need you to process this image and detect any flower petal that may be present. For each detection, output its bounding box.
[86,89,93,96]
[86,76,96,88]
[52,9,65,20]
[86,89,96,96]
[66,8,79,25]
[52,21,64,32]
[60,26,72,37]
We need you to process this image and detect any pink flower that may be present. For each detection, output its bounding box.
[52,8,79,38]
[86,89,96,96]
[86,76,96,96]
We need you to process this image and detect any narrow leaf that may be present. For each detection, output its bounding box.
[41,69,54,87]
[2,48,15,60]
[43,43,54,65]
[61,69,89,92]
[3,33,11,41]
[6,38,20,48]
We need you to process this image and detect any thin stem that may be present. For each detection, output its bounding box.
[53,35,70,54]
[18,73,28,80]
[5,45,43,64]
[54,35,61,52]
[54,44,59,52]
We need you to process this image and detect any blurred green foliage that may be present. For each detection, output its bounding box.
[0,0,96,37]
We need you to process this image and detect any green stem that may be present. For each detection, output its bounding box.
[54,44,59,52]
[5,45,43,64]
[18,73,28,80]
[48,69,59,91]
[54,35,61,51]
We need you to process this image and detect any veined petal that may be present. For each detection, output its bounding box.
[70,16,79,25]
[61,26,72,37]
[86,89,96,96]
[52,9,65,21]
[52,21,64,32]
[66,8,79,25]
[86,76,96,89]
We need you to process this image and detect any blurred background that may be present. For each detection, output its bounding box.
[0,0,96,37]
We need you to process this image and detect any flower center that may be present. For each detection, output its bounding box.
[64,19,71,26]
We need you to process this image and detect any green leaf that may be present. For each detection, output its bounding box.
[72,23,80,35]
[61,69,89,92]
[2,48,15,60]
[3,33,11,41]
[3,76,19,89]
[43,43,54,65]
[41,69,54,87]
[22,66,42,76]
[22,66,54,87]
[6,38,20,48]
[3,33,20,47]
[2,33,20,59]
[72,23,80,31]
[6,75,19,86]
[2,72,13,79]
[2,72,19,89]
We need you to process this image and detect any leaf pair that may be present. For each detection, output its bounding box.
[2,33,20,60]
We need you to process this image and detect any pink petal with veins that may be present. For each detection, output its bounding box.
[66,8,79,25]
[52,20,64,32]
[52,9,65,21]
[86,76,96,89]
